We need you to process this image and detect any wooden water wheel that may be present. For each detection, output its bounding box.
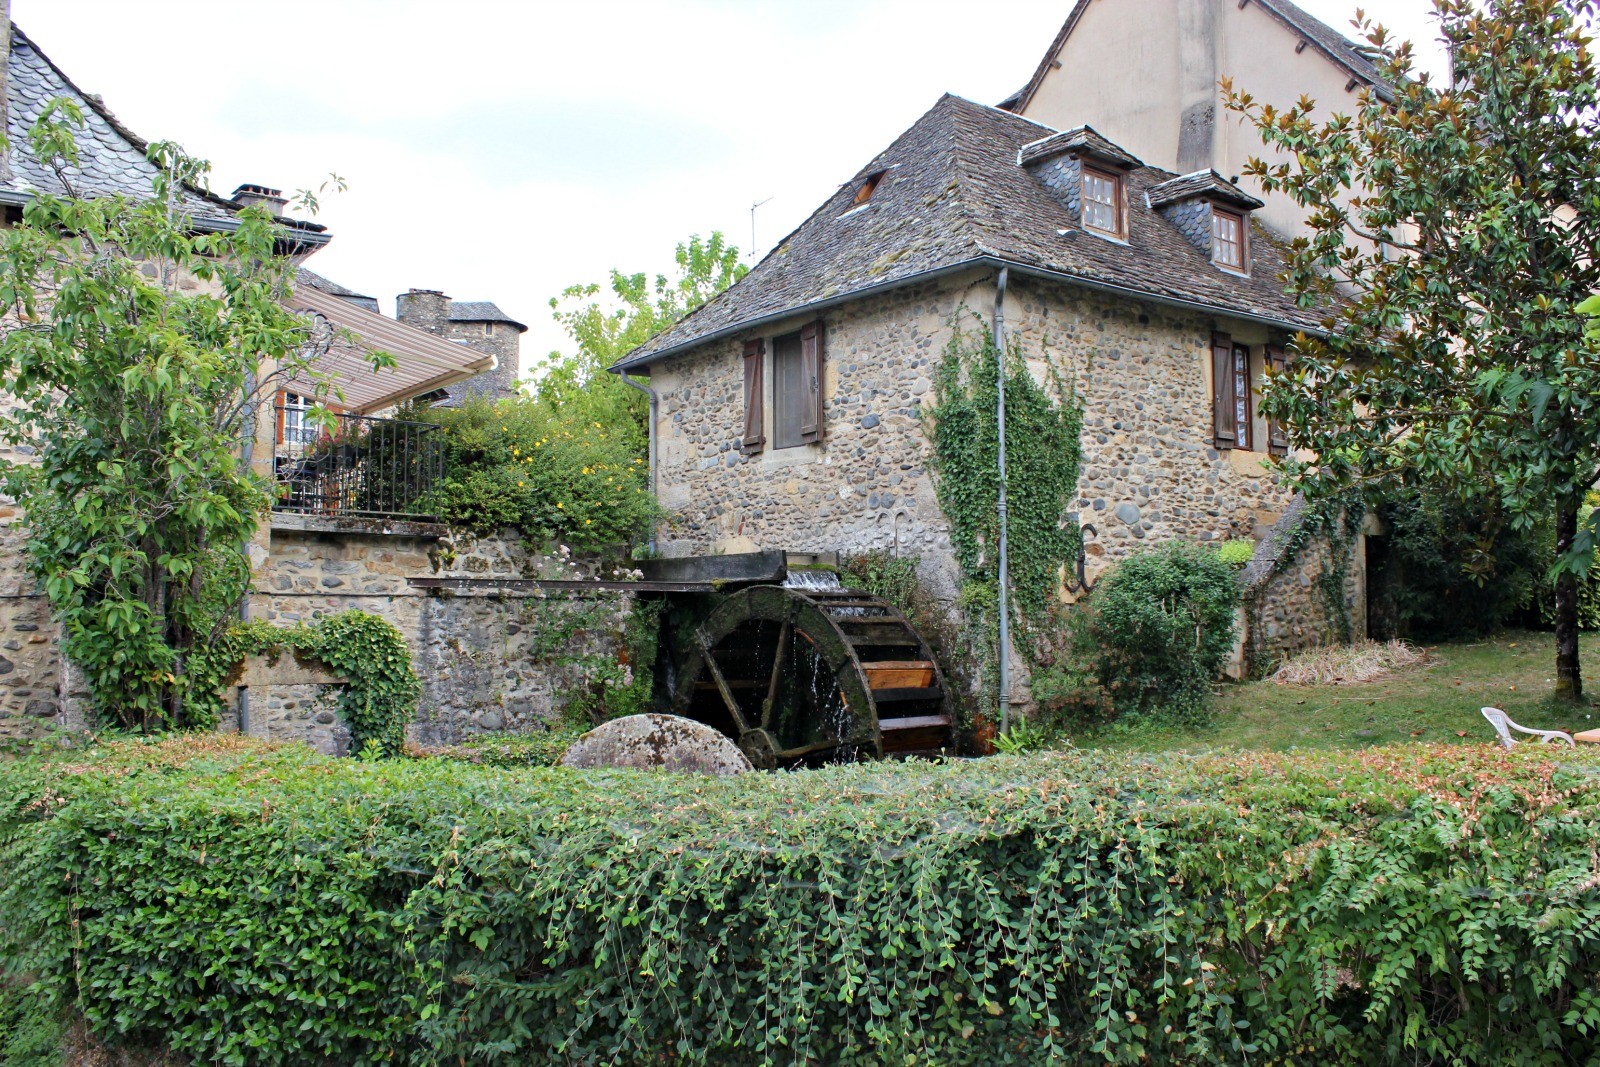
[670,583,952,769]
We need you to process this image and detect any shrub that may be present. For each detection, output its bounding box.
[1216,538,1256,566]
[1084,542,1238,723]
[414,396,659,552]
[4,737,1600,1066]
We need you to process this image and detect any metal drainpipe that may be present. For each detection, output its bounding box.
[993,267,1013,734]
[620,370,659,552]
[237,370,257,737]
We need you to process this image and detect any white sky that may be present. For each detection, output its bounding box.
[17,0,1448,370]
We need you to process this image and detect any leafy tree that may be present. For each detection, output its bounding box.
[534,232,748,452]
[0,100,367,729]
[1225,0,1600,698]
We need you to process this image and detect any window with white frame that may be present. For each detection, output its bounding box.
[282,393,319,445]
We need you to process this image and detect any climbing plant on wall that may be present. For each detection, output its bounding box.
[926,319,1083,632]
[189,612,420,757]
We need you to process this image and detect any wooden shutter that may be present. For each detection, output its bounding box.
[741,339,766,454]
[1266,345,1288,457]
[274,389,286,445]
[799,320,824,443]
[1210,332,1235,449]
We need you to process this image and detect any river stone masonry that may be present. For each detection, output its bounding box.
[647,268,1352,676]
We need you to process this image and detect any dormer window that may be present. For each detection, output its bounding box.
[1081,166,1125,238]
[854,170,887,205]
[1211,208,1248,272]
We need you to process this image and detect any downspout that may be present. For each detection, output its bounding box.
[993,267,1013,733]
[237,370,257,737]
[620,370,659,552]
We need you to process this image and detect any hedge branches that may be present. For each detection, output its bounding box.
[3,738,1598,1065]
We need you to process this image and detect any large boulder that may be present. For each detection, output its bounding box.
[559,713,753,775]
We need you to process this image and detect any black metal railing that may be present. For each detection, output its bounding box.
[273,409,443,520]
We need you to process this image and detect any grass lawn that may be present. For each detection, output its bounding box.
[1077,629,1600,752]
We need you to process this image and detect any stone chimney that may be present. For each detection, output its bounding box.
[395,289,451,336]
[231,182,288,216]
[1176,0,1221,173]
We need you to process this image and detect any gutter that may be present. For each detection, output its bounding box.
[619,371,660,552]
[0,187,333,249]
[611,254,1324,373]
[992,267,1013,733]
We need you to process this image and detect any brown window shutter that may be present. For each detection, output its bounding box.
[1266,345,1289,457]
[799,320,824,443]
[274,389,286,445]
[1210,332,1235,450]
[741,339,766,454]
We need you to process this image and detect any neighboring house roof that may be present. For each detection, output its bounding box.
[296,268,380,314]
[999,0,1393,113]
[448,300,528,332]
[3,24,329,248]
[286,280,495,415]
[615,94,1332,372]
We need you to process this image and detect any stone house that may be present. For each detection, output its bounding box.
[1001,0,1395,242]
[0,16,555,748]
[612,94,1366,685]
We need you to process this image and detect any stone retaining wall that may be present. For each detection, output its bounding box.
[0,520,630,751]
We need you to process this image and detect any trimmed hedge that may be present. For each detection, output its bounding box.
[3,737,1599,1065]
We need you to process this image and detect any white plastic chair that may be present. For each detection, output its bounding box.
[1480,707,1574,749]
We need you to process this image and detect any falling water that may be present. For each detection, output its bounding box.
[782,569,843,591]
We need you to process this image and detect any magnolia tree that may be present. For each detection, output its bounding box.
[0,99,374,730]
[1226,0,1600,698]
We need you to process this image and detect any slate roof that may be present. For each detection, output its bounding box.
[3,25,328,245]
[1148,169,1264,211]
[448,300,527,332]
[616,95,1334,371]
[296,269,380,314]
[1000,0,1392,114]
[1020,125,1141,170]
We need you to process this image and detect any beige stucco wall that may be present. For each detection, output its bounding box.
[1019,0,1374,242]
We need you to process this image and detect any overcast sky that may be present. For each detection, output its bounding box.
[17,1,1448,370]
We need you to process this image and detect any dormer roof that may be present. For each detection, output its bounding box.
[1019,125,1141,171]
[1148,170,1264,212]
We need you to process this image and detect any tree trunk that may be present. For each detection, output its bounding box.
[1554,499,1584,701]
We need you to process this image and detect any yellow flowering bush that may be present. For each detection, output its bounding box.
[413,397,658,551]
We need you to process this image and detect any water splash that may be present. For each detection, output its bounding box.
[783,569,843,591]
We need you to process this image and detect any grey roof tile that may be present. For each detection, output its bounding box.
[618,95,1335,369]
[448,300,527,331]
[4,25,327,242]
[1148,170,1264,211]
[296,268,381,314]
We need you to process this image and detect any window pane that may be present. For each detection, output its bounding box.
[773,331,804,449]
[1213,211,1243,268]
[1082,170,1120,235]
[1232,345,1251,449]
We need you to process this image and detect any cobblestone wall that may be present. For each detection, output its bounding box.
[650,271,1297,597]
[0,522,629,749]
[247,525,627,749]
[1240,497,1368,671]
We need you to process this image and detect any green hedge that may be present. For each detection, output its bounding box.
[3,737,1599,1065]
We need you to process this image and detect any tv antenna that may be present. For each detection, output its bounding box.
[749,196,772,260]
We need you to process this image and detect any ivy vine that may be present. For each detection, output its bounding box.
[190,611,421,756]
[925,317,1083,634]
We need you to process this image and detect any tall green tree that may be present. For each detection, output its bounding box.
[535,232,748,452]
[0,100,366,729]
[1226,0,1600,698]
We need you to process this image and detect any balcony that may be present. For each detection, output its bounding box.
[273,408,443,521]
